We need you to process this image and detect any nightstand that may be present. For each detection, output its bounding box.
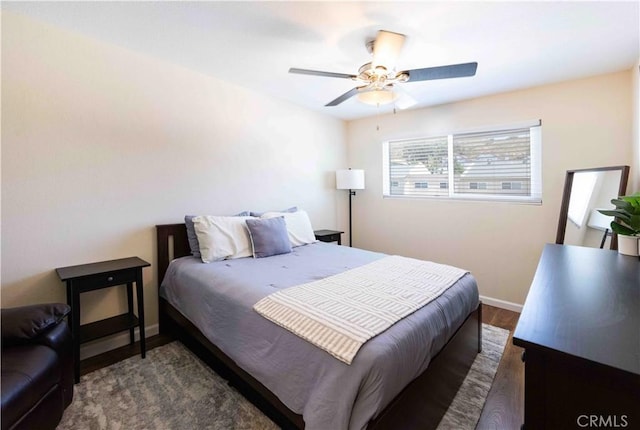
[314,229,344,245]
[56,256,150,383]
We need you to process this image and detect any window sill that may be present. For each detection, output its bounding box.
[382,194,543,205]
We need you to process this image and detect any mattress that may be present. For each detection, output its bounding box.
[160,242,479,430]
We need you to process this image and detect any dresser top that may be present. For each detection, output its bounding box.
[513,244,639,376]
[56,256,150,281]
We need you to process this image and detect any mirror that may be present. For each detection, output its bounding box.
[556,166,630,249]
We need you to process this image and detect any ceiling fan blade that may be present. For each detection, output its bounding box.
[403,62,478,82]
[325,87,361,106]
[289,68,356,79]
[372,30,406,71]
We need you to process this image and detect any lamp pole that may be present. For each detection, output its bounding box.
[336,168,364,248]
[349,189,355,247]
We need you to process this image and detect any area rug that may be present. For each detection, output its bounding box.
[57,324,509,430]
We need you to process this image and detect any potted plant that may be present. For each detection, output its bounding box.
[598,192,640,256]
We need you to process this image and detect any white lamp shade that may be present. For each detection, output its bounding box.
[336,169,365,190]
[587,209,613,231]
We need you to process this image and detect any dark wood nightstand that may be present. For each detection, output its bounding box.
[314,229,344,245]
[56,256,150,383]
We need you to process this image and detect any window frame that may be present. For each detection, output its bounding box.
[382,122,542,204]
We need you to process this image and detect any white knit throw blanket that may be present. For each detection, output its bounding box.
[253,255,469,364]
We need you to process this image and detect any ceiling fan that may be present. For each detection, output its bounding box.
[289,30,478,107]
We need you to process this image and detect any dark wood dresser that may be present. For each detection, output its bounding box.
[513,244,639,430]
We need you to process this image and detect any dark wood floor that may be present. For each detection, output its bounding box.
[81,304,524,429]
[476,305,524,430]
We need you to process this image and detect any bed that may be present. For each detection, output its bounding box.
[156,223,481,430]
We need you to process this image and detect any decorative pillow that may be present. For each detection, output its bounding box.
[193,215,254,263]
[260,209,316,247]
[185,215,202,258]
[250,206,297,217]
[185,211,250,258]
[246,217,292,258]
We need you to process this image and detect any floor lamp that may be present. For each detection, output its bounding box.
[587,209,614,249]
[336,169,365,247]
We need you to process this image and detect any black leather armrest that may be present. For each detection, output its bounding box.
[37,317,72,354]
[1,303,71,348]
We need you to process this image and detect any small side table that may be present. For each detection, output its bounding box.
[56,256,150,383]
[314,229,344,245]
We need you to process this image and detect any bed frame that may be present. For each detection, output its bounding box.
[156,223,482,430]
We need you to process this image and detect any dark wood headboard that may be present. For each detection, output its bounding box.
[156,223,190,287]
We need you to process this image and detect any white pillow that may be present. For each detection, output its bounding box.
[261,210,316,247]
[193,215,254,263]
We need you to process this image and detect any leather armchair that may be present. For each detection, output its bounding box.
[1,303,74,430]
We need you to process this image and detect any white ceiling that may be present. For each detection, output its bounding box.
[4,1,639,120]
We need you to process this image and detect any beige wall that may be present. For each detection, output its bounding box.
[346,70,633,306]
[1,10,635,348]
[1,12,347,341]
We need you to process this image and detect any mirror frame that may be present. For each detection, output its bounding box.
[556,165,630,250]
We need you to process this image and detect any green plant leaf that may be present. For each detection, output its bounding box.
[611,198,633,210]
[621,195,640,212]
[598,209,623,216]
[610,222,637,236]
[601,192,640,235]
[598,209,631,222]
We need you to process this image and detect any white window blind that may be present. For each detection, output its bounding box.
[386,136,449,197]
[383,124,542,203]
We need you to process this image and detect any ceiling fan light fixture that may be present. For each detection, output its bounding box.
[357,89,398,106]
[371,30,406,71]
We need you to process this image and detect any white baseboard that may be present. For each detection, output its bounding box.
[79,323,159,360]
[479,295,523,313]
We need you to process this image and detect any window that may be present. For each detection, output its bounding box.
[502,182,522,190]
[383,135,450,197]
[502,181,522,190]
[382,123,542,203]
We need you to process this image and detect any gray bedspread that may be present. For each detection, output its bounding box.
[160,242,479,430]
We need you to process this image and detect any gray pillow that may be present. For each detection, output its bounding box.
[246,217,292,258]
[185,215,201,258]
